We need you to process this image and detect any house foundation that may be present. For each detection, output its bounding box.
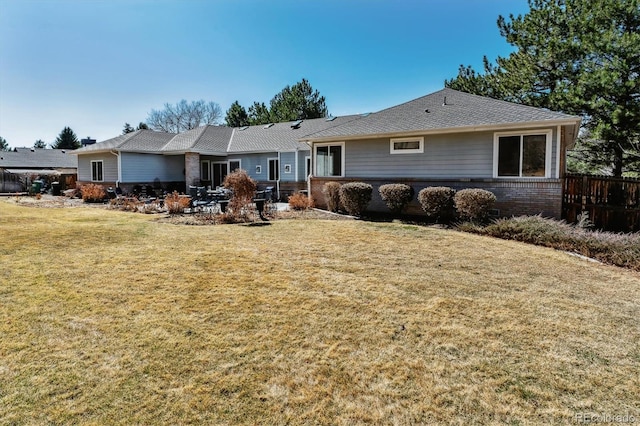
[310,177,563,219]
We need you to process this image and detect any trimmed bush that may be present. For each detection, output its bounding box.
[339,182,372,216]
[288,192,314,211]
[322,181,342,212]
[379,183,414,214]
[81,184,106,203]
[454,188,496,222]
[417,186,456,222]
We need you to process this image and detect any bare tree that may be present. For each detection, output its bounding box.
[146,100,222,133]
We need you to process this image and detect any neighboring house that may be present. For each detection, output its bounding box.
[0,148,78,192]
[73,115,362,197]
[300,88,581,218]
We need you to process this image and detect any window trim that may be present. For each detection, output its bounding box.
[390,136,424,154]
[90,160,104,182]
[493,130,552,178]
[314,142,345,177]
[200,160,210,181]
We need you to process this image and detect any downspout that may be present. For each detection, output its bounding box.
[294,147,299,189]
[555,125,561,179]
[304,140,312,196]
[277,151,281,200]
[110,150,121,188]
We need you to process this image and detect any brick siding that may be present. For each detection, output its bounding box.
[310,177,562,219]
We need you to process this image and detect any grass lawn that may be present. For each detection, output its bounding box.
[1,201,639,425]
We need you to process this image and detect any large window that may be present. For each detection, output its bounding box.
[494,131,551,178]
[268,158,279,181]
[91,160,103,182]
[315,143,344,177]
[390,137,424,154]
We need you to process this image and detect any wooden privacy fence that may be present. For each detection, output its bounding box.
[563,174,640,232]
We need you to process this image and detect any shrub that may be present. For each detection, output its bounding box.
[81,184,106,203]
[108,197,143,212]
[164,191,190,214]
[417,186,456,222]
[471,215,640,271]
[454,188,496,222]
[322,181,342,212]
[339,182,373,216]
[223,169,257,221]
[379,184,414,214]
[288,192,314,211]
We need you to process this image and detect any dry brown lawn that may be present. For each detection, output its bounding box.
[1,200,639,425]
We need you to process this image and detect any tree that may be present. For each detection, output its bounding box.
[268,78,328,123]
[51,127,81,150]
[247,102,271,125]
[243,79,329,125]
[34,139,47,149]
[146,99,222,133]
[123,123,135,134]
[0,136,9,151]
[445,0,640,176]
[137,122,148,130]
[225,101,250,127]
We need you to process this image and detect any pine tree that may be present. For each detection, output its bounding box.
[225,101,250,127]
[446,0,640,176]
[52,127,81,150]
[123,123,135,134]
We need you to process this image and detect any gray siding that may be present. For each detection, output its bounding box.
[279,152,296,182]
[77,153,118,182]
[345,132,492,179]
[120,153,184,183]
[228,152,307,183]
[344,128,560,179]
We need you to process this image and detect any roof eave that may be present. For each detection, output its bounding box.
[301,118,583,143]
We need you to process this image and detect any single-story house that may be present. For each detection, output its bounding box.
[300,88,581,218]
[73,115,361,197]
[0,148,78,192]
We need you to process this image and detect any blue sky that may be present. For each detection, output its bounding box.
[0,0,529,147]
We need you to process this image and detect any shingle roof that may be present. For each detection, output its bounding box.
[73,130,176,153]
[0,148,78,169]
[162,125,233,154]
[301,88,581,141]
[227,115,363,153]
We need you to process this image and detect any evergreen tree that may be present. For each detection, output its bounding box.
[52,127,81,150]
[268,78,328,123]
[0,136,9,151]
[33,139,47,149]
[247,102,271,125]
[123,123,135,134]
[137,122,149,130]
[225,101,250,127]
[445,0,640,176]
[245,79,329,125]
